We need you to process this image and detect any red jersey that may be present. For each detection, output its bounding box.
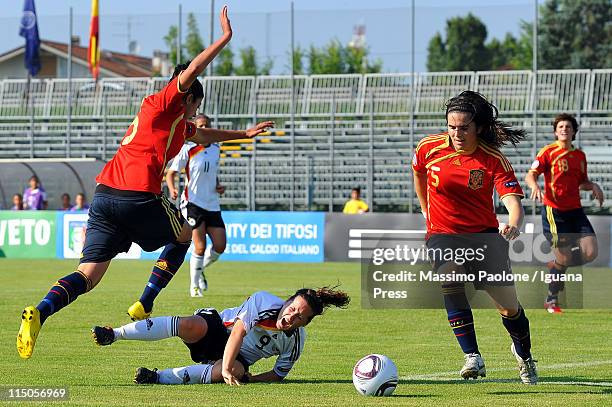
[529,141,587,210]
[96,76,197,194]
[412,133,524,234]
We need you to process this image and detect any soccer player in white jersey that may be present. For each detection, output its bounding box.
[91,287,350,385]
[166,114,227,297]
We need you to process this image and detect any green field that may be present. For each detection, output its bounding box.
[1,259,611,406]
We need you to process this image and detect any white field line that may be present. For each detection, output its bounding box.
[401,359,612,387]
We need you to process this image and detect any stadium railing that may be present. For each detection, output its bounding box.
[0,69,611,211]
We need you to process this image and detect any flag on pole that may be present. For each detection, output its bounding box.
[19,0,41,77]
[88,0,100,81]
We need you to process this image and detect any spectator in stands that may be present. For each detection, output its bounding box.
[342,187,369,214]
[23,175,48,210]
[60,193,72,211]
[11,193,24,210]
[70,193,90,211]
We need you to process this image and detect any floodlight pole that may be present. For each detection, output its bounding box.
[329,94,336,213]
[531,0,538,216]
[67,7,73,158]
[209,0,214,76]
[409,0,415,214]
[28,74,34,159]
[177,4,182,65]
[290,1,295,211]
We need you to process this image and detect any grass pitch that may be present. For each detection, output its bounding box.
[1,259,611,406]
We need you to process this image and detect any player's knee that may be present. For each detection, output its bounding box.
[177,225,193,244]
[499,306,519,318]
[582,246,598,263]
[178,316,207,342]
[231,361,245,379]
[193,244,206,256]
[212,241,226,254]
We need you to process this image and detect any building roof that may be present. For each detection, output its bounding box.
[0,39,152,77]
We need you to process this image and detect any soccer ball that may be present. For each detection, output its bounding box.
[352,354,398,396]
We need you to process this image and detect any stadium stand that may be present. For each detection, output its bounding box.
[0,69,610,211]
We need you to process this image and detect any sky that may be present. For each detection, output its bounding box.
[1,0,538,74]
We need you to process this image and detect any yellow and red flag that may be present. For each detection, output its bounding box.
[88,0,100,81]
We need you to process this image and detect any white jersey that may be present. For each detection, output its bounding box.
[219,291,306,378]
[168,141,221,211]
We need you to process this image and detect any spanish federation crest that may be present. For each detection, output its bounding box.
[468,169,484,190]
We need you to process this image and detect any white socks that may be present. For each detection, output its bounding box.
[202,248,221,269]
[113,316,179,341]
[157,363,215,384]
[190,253,204,290]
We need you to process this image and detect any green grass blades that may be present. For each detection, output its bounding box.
[1,259,611,406]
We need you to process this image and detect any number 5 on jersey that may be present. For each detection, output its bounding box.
[122,117,139,146]
[430,166,441,188]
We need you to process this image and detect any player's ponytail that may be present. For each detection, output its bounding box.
[292,286,350,320]
[445,90,526,148]
[169,61,204,101]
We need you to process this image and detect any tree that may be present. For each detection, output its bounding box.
[427,13,491,72]
[426,33,446,71]
[184,13,204,61]
[427,14,533,71]
[507,21,532,70]
[234,46,274,76]
[163,25,185,66]
[234,47,257,76]
[306,40,382,75]
[290,46,305,75]
[308,45,325,75]
[488,32,530,70]
[345,45,382,74]
[538,0,612,69]
[214,47,234,76]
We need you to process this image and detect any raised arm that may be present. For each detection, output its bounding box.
[179,6,232,91]
[187,121,274,145]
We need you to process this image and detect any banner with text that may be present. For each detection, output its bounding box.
[55,211,325,263]
[0,211,56,258]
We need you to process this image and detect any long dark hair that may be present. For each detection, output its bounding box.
[169,62,204,101]
[445,90,526,148]
[289,286,350,321]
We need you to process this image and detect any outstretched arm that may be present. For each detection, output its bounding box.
[187,121,274,145]
[222,319,247,386]
[179,6,232,91]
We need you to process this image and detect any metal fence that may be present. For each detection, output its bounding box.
[1,69,611,212]
[0,69,611,119]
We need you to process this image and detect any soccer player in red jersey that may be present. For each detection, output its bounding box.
[525,113,604,313]
[17,6,273,360]
[412,91,537,384]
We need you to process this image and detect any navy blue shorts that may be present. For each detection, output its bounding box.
[79,185,185,263]
[541,206,595,248]
[426,229,513,289]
